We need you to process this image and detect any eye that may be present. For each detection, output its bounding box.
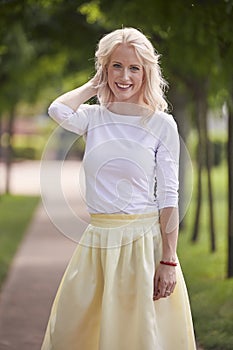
[113,63,121,68]
[130,66,140,71]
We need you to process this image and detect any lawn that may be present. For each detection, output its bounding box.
[0,194,40,288]
[178,163,233,349]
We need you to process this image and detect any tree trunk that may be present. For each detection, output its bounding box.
[227,98,233,277]
[191,85,216,250]
[0,117,2,198]
[5,107,16,194]
[0,117,2,161]
[169,88,191,230]
[192,99,204,242]
[203,111,216,252]
[192,147,202,242]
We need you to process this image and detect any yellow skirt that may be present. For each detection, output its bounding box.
[41,212,196,350]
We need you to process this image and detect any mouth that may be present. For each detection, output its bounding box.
[115,83,132,90]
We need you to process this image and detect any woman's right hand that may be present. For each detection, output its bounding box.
[54,75,99,110]
[89,70,102,91]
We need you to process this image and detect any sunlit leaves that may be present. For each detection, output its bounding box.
[79,0,105,24]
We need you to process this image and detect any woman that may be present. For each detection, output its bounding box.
[41,27,196,350]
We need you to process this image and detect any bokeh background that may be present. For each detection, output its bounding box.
[0,1,233,349]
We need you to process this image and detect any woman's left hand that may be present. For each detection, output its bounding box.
[153,264,177,301]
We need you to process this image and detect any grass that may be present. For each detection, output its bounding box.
[178,162,233,349]
[0,194,40,288]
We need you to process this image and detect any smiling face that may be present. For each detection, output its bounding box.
[107,44,145,105]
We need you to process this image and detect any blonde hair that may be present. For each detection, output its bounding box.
[95,27,168,112]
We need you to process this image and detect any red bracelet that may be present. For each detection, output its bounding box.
[160,260,177,267]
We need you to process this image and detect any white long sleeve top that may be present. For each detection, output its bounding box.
[48,102,180,214]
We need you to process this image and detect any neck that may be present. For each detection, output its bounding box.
[105,102,154,117]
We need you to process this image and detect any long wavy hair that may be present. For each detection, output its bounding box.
[95,27,168,113]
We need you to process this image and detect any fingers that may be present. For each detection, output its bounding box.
[154,284,175,300]
[153,273,160,300]
[170,280,176,294]
[153,281,173,300]
[153,267,177,301]
[91,70,104,88]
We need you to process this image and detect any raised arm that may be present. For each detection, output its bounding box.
[54,75,99,111]
[48,74,100,135]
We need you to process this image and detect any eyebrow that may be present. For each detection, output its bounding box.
[112,60,141,67]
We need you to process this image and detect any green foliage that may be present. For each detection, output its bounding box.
[96,0,233,105]
[13,146,37,160]
[0,0,104,117]
[211,139,226,166]
[1,0,232,116]
[194,138,227,167]
[0,23,34,112]
[179,163,233,349]
[187,128,228,167]
[0,195,40,287]
[79,0,106,25]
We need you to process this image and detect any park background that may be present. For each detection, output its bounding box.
[0,0,233,349]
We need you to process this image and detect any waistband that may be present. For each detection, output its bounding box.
[90,211,159,228]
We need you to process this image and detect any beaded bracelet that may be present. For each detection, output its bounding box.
[160,260,177,267]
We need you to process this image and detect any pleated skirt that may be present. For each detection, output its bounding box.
[41,212,196,350]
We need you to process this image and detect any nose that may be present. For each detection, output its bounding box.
[122,68,129,80]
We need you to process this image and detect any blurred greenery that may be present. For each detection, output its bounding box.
[12,134,49,160]
[0,0,231,166]
[0,195,40,288]
[179,162,233,349]
[0,0,232,115]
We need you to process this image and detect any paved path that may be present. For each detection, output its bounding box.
[0,161,89,350]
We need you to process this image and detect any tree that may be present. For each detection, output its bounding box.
[0,22,35,193]
[0,0,104,193]
[214,0,233,277]
[227,97,233,277]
